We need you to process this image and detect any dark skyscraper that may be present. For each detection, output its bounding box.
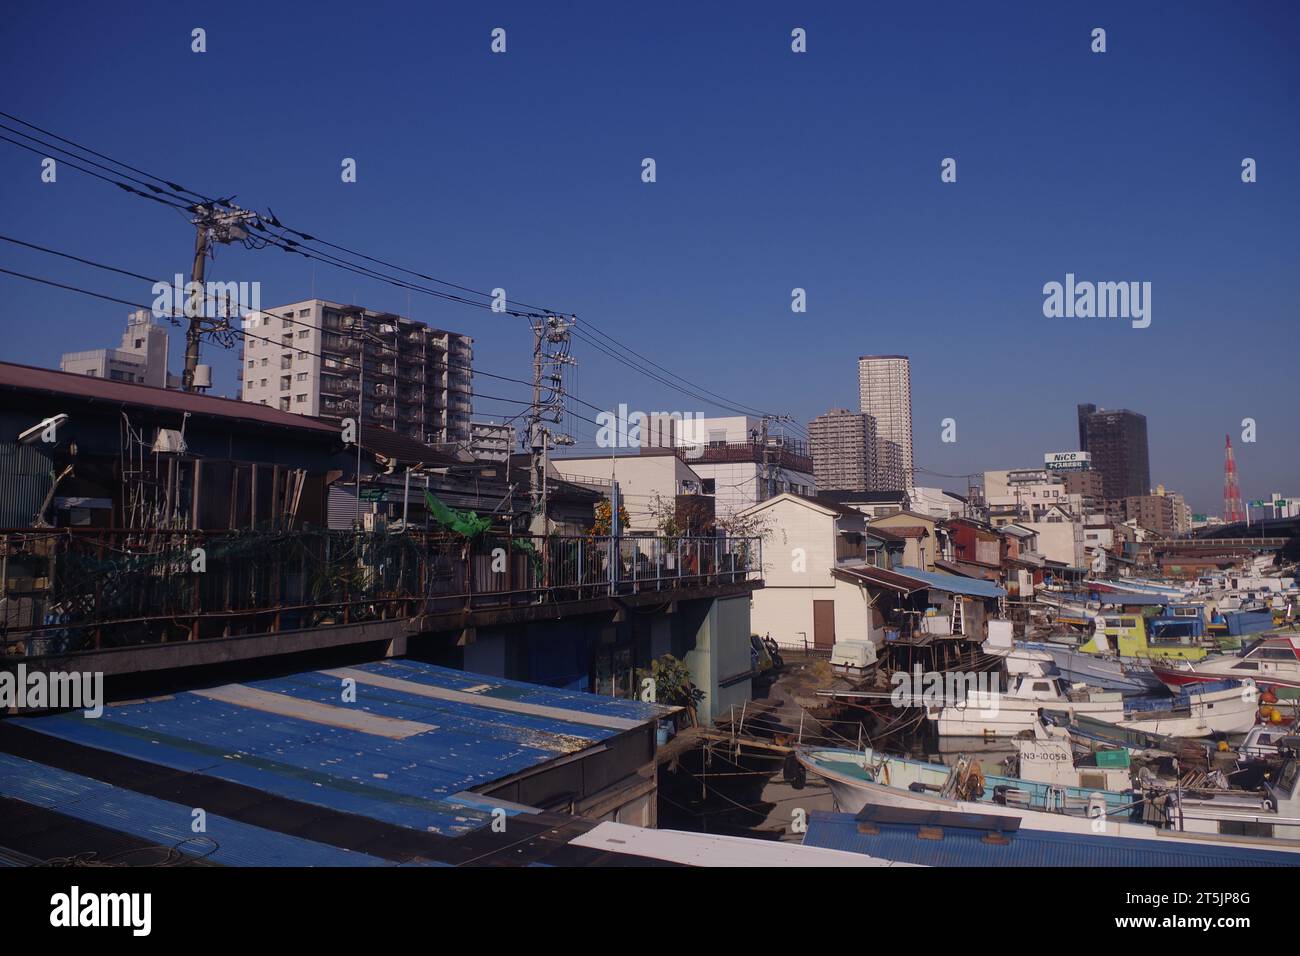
[1077,403,1096,452]
[1077,405,1150,501]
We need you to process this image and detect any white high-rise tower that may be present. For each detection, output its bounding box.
[857,355,913,488]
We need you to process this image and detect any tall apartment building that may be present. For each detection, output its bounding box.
[873,438,905,492]
[470,420,516,462]
[858,355,913,487]
[61,310,176,388]
[1076,404,1150,501]
[239,299,473,446]
[808,408,876,492]
[1118,489,1191,537]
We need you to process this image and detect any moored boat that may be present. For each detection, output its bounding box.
[1151,635,1300,695]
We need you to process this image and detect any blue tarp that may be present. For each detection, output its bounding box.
[893,566,1006,599]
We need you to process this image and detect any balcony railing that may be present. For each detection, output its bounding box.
[0,529,761,658]
[675,440,813,474]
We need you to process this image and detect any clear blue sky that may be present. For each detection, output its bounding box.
[0,0,1295,514]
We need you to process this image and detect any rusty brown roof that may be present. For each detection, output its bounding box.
[0,361,340,435]
[885,525,930,539]
[833,564,929,593]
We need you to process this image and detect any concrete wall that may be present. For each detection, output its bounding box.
[750,576,877,649]
[549,453,699,532]
[1023,519,1085,567]
[678,595,753,726]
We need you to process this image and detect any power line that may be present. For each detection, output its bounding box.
[0,112,809,440]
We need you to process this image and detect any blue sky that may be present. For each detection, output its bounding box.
[0,0,1295,513]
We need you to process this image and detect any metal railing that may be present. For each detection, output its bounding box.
[0,529,761,658]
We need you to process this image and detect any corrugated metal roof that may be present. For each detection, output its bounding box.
[892,566,1007,598]
[361,425,461,468]
[0,752,403,866]
[13,660,671,840]
[802,809,1299,867]
[834,564,928,593]
[0,361,339,435]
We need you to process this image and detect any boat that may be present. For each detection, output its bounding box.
[797,725,1136,828]
[925,672,1258,739]
[1151,635,1300,695]
[1079,613,1209,662]
[798,728,1300,843]
[1022,640,1165,694]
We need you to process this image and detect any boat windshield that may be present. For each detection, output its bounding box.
[1148,620,1197,645]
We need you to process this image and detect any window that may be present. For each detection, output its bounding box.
[297,329,310,338]
[280,375,291,390]
[260,379,267,387]
[279,398,290,411]
[298,309,311,317]
[247,360,254,368]
[261,358,268,367]
[296,372,308,381]
[701,479,716,495]
[295,394,307,404]
[134,338,144,348]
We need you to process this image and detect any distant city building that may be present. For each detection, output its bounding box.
[983,468,1081,526]
[1118,488,1191,536]
[1061,470,1105,513]
[470,420,515,463]
[907,485,968,519]
[858,355,913,486]
[239,299,474,446]
[808,408,876,493]
[873,437,905,492]
[643,414,815,517]
[60,310,177,388]
[1076,403,1150,500]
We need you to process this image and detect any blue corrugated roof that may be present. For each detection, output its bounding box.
[802,809,1299,867]
[13,660,669,840]
[0,753,408,866]
[893,566,1007,599]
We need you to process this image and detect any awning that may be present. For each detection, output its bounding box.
[833,565,929,594]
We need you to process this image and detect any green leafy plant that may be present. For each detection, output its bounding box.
[636,653,704,709]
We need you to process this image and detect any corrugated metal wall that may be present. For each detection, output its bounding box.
[0,441,53,527]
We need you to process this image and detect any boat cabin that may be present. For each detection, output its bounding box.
[1081,615,1208,661]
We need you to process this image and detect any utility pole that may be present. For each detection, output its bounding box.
[757,414,794,501]
[182,204,258,392]
[181,219,209,392]
[527,314,576,536]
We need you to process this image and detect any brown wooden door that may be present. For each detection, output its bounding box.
[813,600,836,650]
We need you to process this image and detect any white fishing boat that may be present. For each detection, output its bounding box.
[1024,640,1165,695]
[925,672,1258,739]
[797,724,1134,829]
[1152,636,1300,694]
[798,726,1300,845]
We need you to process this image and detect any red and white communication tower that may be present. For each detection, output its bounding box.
[1223,434,1246,523]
